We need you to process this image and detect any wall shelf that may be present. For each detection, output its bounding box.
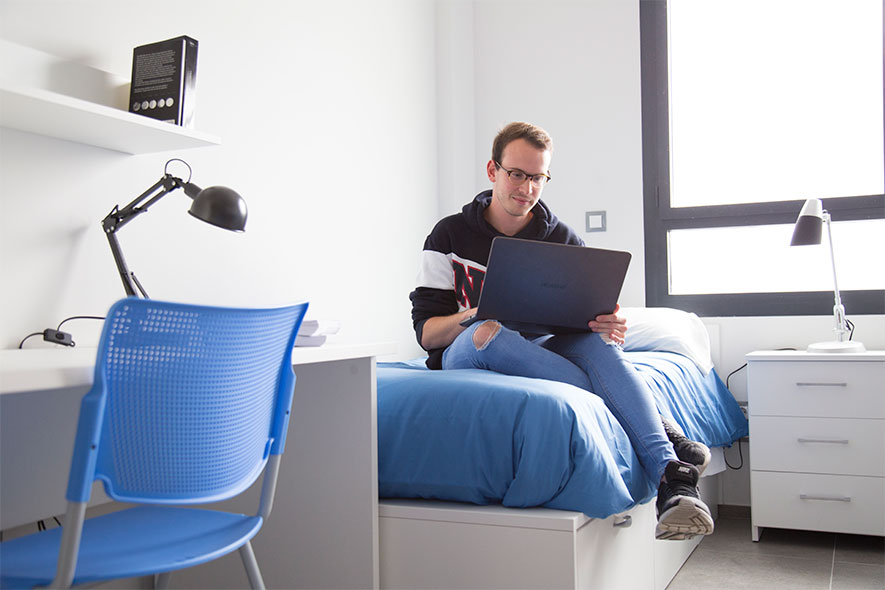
[0,82,221,154]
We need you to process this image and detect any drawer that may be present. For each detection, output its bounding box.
[751,471,885,537]
[749,417,885,476]
[379,500,657,590]
[748,361,885,418]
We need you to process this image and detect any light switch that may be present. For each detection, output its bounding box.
[585,211,606,232]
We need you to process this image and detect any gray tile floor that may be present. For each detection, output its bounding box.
[668,508,884,590]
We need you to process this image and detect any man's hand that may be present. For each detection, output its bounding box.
[421,308,478,350]
[588,303,627,345]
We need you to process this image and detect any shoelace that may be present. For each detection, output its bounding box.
[662,420,689,445]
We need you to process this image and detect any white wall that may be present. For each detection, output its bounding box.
[436,0,647,306]
[434,0,885,506]
[0,0,439,359]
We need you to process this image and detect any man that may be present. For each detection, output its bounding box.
[409,121,713,540]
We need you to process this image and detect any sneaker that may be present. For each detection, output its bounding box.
[655,461,714,540]
[662,416,711,476]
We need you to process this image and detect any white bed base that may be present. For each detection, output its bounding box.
[379,448,725,590]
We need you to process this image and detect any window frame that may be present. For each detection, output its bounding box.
[639,0,885,317]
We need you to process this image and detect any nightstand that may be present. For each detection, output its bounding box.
[746,350,885,542]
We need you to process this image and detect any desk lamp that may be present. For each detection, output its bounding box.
[101,159,247,297]
[790,198,865,353]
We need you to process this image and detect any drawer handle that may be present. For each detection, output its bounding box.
[795,382,847,387]
[799,494,851,503]
[613,515,632,528]
[797,438,850,445]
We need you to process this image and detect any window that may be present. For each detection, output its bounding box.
[640,0,885,316]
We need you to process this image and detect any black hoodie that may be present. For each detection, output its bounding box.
[410,190,584,369]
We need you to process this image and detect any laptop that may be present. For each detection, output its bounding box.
[460,237,632,334]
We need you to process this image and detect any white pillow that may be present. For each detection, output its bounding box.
[619,307,714,375]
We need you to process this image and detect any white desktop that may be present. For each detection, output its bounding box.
[0,342,394,589]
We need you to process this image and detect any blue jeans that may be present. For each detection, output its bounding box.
[442,321,676,482]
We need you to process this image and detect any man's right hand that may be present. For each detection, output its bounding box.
[420,308,477,350]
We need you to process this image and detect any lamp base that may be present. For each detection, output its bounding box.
[806,340,867,354]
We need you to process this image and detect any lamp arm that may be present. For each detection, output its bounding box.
[101,174,184,298]
[103,229,140,297]
[102,175,182,233]
[823,211,850,342]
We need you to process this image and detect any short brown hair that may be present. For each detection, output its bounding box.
[491,121,553,164]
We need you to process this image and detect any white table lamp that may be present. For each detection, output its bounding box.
[790,198,865,353]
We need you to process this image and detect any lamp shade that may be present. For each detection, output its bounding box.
[186,183,248,232]
[790,198,823,246]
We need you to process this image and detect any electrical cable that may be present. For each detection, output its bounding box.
[726,347,798,390]
[18,315,106,349]
[725,363,747,390]
[57,315,105,330]
[722,347,798,470]
[720,362,748,470]
[18,332,44,349]
[724,439,745,470]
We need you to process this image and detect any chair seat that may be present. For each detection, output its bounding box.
[1,506,263,588]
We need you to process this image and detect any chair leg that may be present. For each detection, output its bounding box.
[154,571,172,589]
[239,541,266,590]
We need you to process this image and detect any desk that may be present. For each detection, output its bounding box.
[0,342,395,589]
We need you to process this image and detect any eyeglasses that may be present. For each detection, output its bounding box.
[494,162,551,188]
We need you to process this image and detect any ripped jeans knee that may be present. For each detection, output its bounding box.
[471,320,501,351]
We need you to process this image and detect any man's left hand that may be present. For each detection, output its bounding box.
[588,303,627,345]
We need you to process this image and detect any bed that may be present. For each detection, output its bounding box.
[375,308,748,590]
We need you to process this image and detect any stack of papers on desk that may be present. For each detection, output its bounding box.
[295,319,340,347]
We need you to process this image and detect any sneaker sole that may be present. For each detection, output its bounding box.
[655,496,714,540]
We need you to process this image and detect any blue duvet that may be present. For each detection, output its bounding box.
[377,351,747,519]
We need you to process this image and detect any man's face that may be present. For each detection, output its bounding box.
[487,138,552,219]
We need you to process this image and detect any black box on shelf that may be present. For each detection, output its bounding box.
[128,36,198,128]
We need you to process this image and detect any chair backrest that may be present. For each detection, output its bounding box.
[65,298,308,505]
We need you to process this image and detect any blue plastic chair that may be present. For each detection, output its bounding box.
[0,298,309,589]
